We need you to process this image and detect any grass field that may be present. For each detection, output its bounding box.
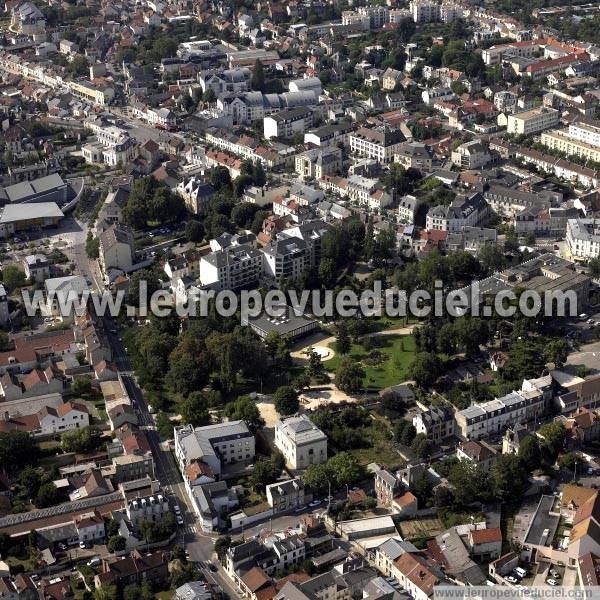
[350,426,404,468]
[324,335,416,389]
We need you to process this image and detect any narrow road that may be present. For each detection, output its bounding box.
[103,317,240,597]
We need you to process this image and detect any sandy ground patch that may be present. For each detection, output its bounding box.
[256,398,280,428]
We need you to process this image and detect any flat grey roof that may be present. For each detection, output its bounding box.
[0,202,64,224]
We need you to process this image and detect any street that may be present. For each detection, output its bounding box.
[101,317,241,597]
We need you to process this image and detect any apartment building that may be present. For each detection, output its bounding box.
[455,389,544,440]
[262,237,307,281]
[413,405,455,442]
[541,129,600,163]
[174,421,255,477]
[397,195,423,225]
[506,107,560,135]
[425,192,489,232]
[277,220,331,267]
[494,91,518,114]
[567,118,600,147]
[567,218,600,260]
[304,121,354,147]
[410,0,441,23]
[69,81,114,106]
[199,243,263,290]
[295,146,342,180]
[451,140,491,169]
[264,107,314,140]
[274,414,328,470]
[349,125,406,163]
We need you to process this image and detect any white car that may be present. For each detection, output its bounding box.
[309,500,321,507]
[176,515,184,525]
[549,569,561,579]
[173,505,181,514]
[506,576,518,584]
[546,578,559,586]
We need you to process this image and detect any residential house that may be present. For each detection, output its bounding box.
[274,415,327,470]
[266,478,306,513]
[94,551,168,589]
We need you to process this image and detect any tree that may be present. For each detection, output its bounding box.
[95,585,118,600]
[35,482,60,508]
[336,322,351,355]
[249,455,281,492]
[224,396,264,432]
[127,269,161,308]
[107,535,127,552]
[303,463,331,493]
[410,352,442,388]
[558,451,580,473]
[2,265,26,291]
[185,220,205,243]
[179,392,211,427]
[538,421,566,462]
[273,386,299,416]
[410,433,433,459]
[214,536,231,563]
[17,466,41,499]
[72,376,92,395]
[448,460,491,507]
[61,426,98,453]
[335,358,365,394]
[327,452,363,487]
[589,257,600,278]
[490,454,528,502]
[479,244,507,273]
[85,232,99,259]
[0,431,38,473]
[543,339,569,368]
[400,424,417,446]
[251,59,265,92]
[518,435,541,472]
[524,231,536,246]
[411,470,433,504]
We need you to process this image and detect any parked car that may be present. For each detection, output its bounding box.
[546,578,559,586]
[79,541,87,549]
[173,504,181,514]
[514,567,527,578]
[309,500,321,507]
[176,515,184,525]
[506,576,518,584]
[549,569,561,579]
[87,557,101,567]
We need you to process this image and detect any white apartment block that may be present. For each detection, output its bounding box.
[566,218,600,261]
[341,10,370,29]
[199,244,263,290]
[455,389,544,440]
[264,107,314,140]
[440,3,463,22]
[506,107,559,135]
[349,125,405,163]
[541,129,600,163]
[568,119,600,148]
[358,5,390,28]
[274,414,328,470]
[410,0,441,23]
[262,237,307,280]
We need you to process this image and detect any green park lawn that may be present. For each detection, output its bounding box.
[324,335,416,389]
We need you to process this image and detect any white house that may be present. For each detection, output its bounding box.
[274,414,328,470]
